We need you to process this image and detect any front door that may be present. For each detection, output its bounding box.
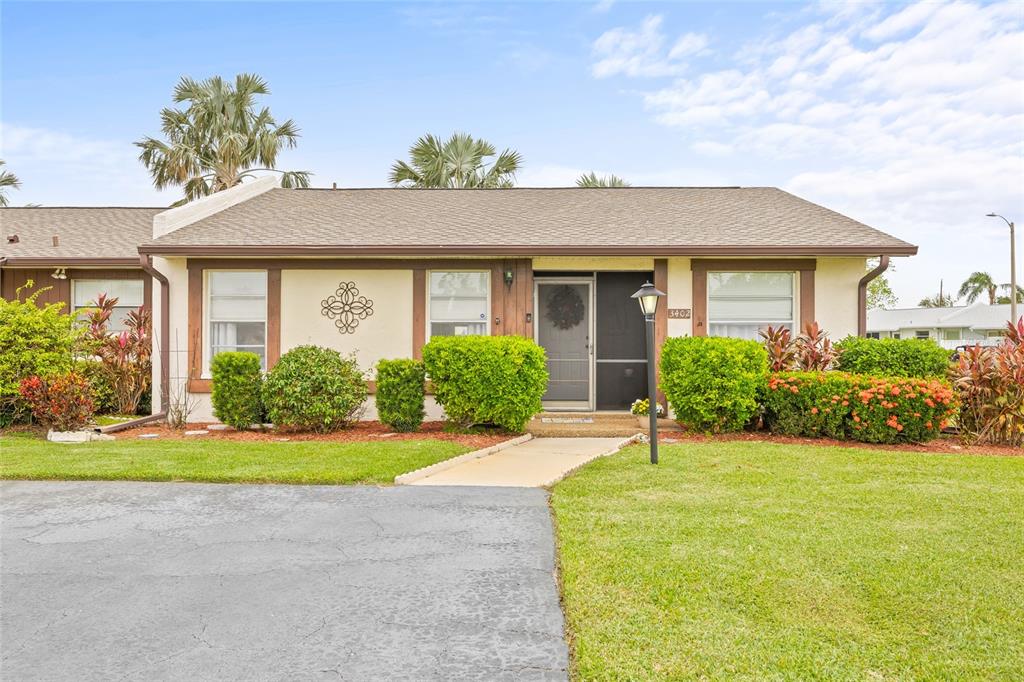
[535,279,593,409]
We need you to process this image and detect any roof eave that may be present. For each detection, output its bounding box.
[0,257,142,267]
[137,244,919,257]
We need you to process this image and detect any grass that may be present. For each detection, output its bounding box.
[551,441,1024,680]
[92,415,137,427]
[0,431,471,485]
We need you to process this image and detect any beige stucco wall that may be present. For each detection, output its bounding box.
[666,257,693,337]
[532,256,656,271]
[280,269,414,377]
[814,257,865,339]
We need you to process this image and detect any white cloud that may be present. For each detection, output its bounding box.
[1,123,168,206]
[591,1,1024,305]
[592,15,709,78]
[592,0,615,14]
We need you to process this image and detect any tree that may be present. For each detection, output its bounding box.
[136,73,310,205]
[957,272,999,305]
[918,292,955,308]
[997,284,1024,305]
[0,160,21,207]
[576,172,631,188]
[388,133,521,188]
[866,258,898,309]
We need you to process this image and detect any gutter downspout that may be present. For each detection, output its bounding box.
[139,254,170,416]
[858,256,890,337]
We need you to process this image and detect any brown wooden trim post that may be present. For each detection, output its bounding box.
[267,268,282,367]
[654,259,668,408]
[691,261,708,337]
[186,262,206,392]
[799,269,815,331]
[412,268,426,359]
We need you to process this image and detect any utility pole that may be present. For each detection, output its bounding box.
[987,214,1018,325]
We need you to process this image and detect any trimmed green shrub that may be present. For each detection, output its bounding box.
[763,372,956,443]
[660,337,768,432]
[375,359,426,432]
[261,345,367,432]
[422,336,547,432]
[0,282,79,425]
[835,336,951,378]
[75,359,116,415]
[211,352,264,430]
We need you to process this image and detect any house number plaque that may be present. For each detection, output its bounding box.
[667,308,691,319]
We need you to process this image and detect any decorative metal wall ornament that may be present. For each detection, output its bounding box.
[321,281,374,334]
[545,285,585,330]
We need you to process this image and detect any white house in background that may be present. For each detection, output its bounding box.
[867,303,1014,348]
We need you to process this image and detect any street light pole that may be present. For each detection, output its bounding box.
[632,281,666,465]
[987,213,1018,324]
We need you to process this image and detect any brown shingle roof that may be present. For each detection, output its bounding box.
[1,207,161,261]
[142,187,916,255]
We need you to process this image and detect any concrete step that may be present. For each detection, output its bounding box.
[528,412,681,437]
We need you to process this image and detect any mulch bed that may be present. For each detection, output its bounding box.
[121,420,512,449]
[658,430,1022,457]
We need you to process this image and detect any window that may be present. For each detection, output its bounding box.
[72,279,144,332]
[943,328,962,341]
[893,332,901,339]
[206,271,267,370]
[707,272,795,340]
[428,271,489,338]
[866,332,880,339]
[915,330,930,339]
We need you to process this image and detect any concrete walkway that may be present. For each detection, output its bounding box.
[407,437,630,487]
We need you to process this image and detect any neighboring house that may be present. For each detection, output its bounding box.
[2,180,917,420]
[0,207,161,330]
[867,303,1014,349]
[135,178,915,420]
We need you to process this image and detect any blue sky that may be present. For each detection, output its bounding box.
[2,0,1022,306]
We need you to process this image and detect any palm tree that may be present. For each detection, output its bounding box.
[135,74,311,205]
[576,172,631,188]
[0,160,21,207]
[957,272,999,305]
[998,284,1024,304]
[918,292,955,308]
[389,133,521,188]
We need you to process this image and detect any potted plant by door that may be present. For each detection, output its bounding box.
[630,398,666,428]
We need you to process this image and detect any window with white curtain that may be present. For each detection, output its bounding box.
[707,271,795,340]
[72,279,145,332]
[428,271,489,338]
[206,271,267,370]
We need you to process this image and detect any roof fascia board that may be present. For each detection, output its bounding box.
[0,257,140,267]
[138,244,919,257]
[152,176,278,239]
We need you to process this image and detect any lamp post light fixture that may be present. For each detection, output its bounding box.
[632,281,666,464]
[986,213,1018,325]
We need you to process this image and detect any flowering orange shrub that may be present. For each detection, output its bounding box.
[764,372,956,444]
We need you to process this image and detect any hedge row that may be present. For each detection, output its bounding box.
[763,372,956,444]
[659,336,957,444]
[209,336,549,434]
[834,336,951,378]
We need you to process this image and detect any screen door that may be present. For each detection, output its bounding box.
[535,280,593,409]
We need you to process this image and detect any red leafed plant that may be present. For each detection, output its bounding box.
[760,322,840,372]
[19,373,95,431]
[793,321,840,371]
[759,326,797,372]
[82,294,152,415]
[951,317,1024,446]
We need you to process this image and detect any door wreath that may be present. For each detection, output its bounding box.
[546,285,585,330]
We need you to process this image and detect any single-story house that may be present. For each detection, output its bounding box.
[2,177,917,421]
[867,303,1014,349]
[1,207,160,330]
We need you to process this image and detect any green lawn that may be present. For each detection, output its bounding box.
[551,442,1024,680]
[0,431,470,485]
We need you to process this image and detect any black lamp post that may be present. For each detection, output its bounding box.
[632,281,666,464]
[986,213,1017,325]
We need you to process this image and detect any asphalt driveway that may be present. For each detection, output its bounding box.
[0,481,568,681]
